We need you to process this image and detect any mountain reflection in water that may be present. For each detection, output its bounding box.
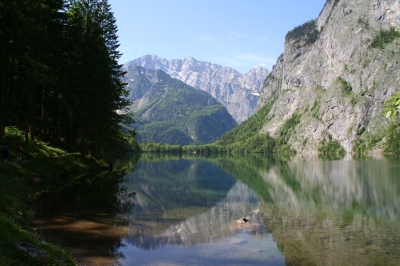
[35,155,400,266]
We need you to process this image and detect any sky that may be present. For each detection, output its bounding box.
[108,0,327,74]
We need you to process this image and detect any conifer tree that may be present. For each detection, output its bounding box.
[0,0,134,156]
[65,0,130,156]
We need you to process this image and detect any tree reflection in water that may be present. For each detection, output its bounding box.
[35,155,400,266]
[35,155,140,265]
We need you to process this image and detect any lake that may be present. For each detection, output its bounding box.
[35,154,400,266]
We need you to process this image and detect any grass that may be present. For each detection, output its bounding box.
[0,127,107,265]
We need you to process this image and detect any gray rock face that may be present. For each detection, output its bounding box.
[256,0,400,155]
[124,55,269,123]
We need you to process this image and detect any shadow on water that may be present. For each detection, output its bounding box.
[35,155,140,265]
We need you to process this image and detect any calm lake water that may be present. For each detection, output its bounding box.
[35,154,400,266]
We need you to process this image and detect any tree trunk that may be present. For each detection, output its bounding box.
[0,37,8,141]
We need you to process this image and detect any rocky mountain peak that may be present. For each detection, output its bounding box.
[124,55,269,123]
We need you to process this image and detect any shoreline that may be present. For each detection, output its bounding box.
[0,152,107,265]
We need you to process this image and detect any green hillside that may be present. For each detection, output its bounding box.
[123,66,237,145]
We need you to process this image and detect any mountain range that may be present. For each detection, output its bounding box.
[122,65,237,145]
[124,55,269,124]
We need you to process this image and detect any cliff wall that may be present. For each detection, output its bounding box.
[257,0,400,155]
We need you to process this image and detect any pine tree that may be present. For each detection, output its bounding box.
[0,0,68,142]
[0,0,134,156]
[65,0,130,156]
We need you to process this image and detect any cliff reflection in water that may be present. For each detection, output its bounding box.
[36,155,400,265]
[121,156,269,250]
[216,157,400,266]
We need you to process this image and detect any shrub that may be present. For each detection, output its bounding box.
[384,123,400,156]
[337,76,352,94]
[318,137,346,159]
[370,28,400,49]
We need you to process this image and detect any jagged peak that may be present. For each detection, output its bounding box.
[245,65,269,73]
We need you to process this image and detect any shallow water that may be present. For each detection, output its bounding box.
[35,155,400,265]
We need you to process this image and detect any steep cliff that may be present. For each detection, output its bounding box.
[256,0,400,155]
[122,66,237,145]
[125,55,269,124]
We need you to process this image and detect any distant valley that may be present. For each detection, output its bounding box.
[122,65,237,145]
[124,55,269,124]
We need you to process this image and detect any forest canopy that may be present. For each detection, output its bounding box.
[0,0,136,157]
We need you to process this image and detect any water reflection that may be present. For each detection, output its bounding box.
[118,155,280,265]
[35,160,138,265]
[35,155,400,266]
[216,157,400,266]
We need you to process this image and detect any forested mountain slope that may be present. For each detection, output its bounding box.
[252,0,400,155]
[124,55,269,124]
[122,66,237,145]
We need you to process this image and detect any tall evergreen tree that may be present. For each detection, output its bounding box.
[0,0,67,142]
[0,0,134,156]
[65,0,129,156]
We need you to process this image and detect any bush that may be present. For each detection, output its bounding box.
[277,113,302,145]
[318,137,346,159]
[370,28,400,49]
[337,76,352,94]
[384,123,400,156]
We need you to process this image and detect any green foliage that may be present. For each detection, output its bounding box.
[311,99,322,120]
[0,0,136,159]
[224,134,276,155]
[217,99,275,146]
[0,128,109,265]
[383,123,400,156]
[383,82,400,156]
[370,28,400,49]
[140,142,183,154]
[384,92,400,119]
[318,137,346,159]
[150,104,298,158]
[356,127,365,136]
[277,113,302,145]
[122,130,141,152]
[126,67,236,146]
[337,76,353,94]
[353,132,382,154]
[213,112,300,156]
[279,53,284,62]
[357,18,370,29]
[285,19,320,46]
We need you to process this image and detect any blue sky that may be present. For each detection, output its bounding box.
[108,0,327,73]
